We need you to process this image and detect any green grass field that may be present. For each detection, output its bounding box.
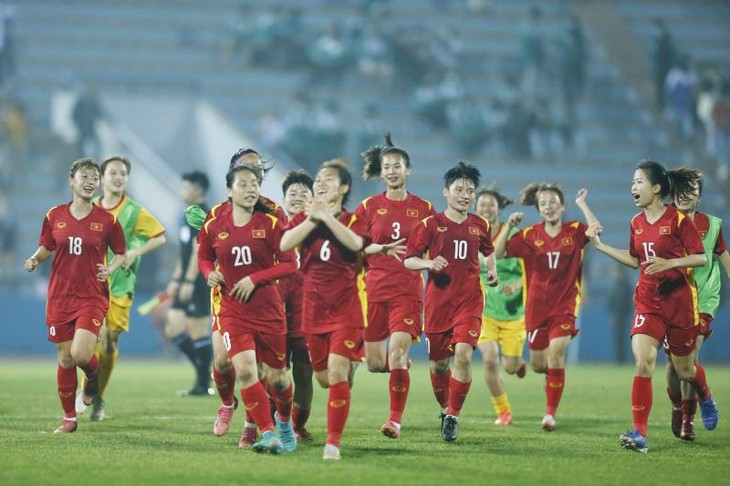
[1,359,728,485]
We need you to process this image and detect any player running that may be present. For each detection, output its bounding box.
[474,186,526,426]
[164,171,213,396]
[492,183,598,432]
[88,155,166,421]
[278,169,315,441]
[24,158,126,433]
[662,168,729,441]
[198,164,298,454]
[584,160,719,453]
[404,161,499,442]
[355,133,435,439]
[280,159,370,460]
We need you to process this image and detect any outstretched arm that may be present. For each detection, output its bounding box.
[575,188,601,229]
[493,212,522,258]
[585,223,639,269]
[24,246,53,272]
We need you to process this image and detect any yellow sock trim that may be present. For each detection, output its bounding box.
[491,393,511,414]
[98,349,118,397]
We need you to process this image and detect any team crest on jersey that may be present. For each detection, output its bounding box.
[277,353,286,361]
[403,318,414,326]
[635,228,643,235]
[344,340,356,349]
[534,239,545,247]
[217,232,230,240]
[93,318,102,327]
[90,222,103,232]
[406,209,419,218]
[468,329,478,338]
[685,339,694,348]
[560,323,571,331]
[253,229,266,239]
[561,236,573,246]
[659,226,672,236]
[469,226,480,236]
[437,227,448,233]
[56,221,67,229]
[377,208,388,215]
[700,231,707,238]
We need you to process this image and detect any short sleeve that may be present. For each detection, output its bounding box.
[273,218,297,264]
[629,222,638,259]
[714,227,727,255]
[39,213,55,250]
[405,218,431,259]
[505,230,529,258]
[575,221,589,248]
[287,211,307,230]
[678,215,704,256]
[135,208,165,238]
[347,212,370,246]
[480,220,494,257]
[108,219,127,255]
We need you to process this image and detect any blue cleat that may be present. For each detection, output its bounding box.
[252,430,283,454]
[619,429,648,453]
[699,395,719,430]
[275,412,297,453]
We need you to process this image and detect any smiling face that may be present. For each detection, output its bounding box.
[227,169,260,211]
[282,182,312,215]
[476,192,500,225]
[380,152,410,190]
[70,166,100,201]
[314,166,347,204]
[102,160,128,195]
[537,190,564,225]
[443,177,476,214]
[631,169,661,208]
[673,183,700,213]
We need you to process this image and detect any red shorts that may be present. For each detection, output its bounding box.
[698,313,713,340]
[220,327,287,370]
[633,313,697,357]
[305,327,364,373]
[364,300,422,342]
[526,315,579,351]
[287,335,310,366]
[47,314,105,343]
[425,317,481,362]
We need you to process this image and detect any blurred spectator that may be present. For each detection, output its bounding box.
[519,7,547,105]
[712,81,730,171]
[607,265,632,364]
[664,56,697,139]
[648,18,677,112]
[429,27,464,73]
[413,71,465,129]
[446,96,488,156]
[257,109,287,149]
[0,188,16,288]
[0,5,15,84]
[72,86,103,159]
[357,25,393,82]
[308,24,352,86]
[1,100,27,174]
[557,16,588,130]
[354,103,382,161]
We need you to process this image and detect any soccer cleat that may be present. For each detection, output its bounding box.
[238,426,258,448]
[53,418,78,434]
[75,390,88,414]
[699,395,719,430]
[516,362,527,379]
[494,411,512,426]
[671,406,682,438]
[380,420,401,439]
[252,430,283,454]
[90,396,106,422]
[619,429,649,453]
[680,419,695,441]
[275,412,297,453]
[294,427,312,442]
[322,443,341,460]
[541,414,556,432]
[177,386,214,397]
[214,406,236,437]
[441,415,458,442]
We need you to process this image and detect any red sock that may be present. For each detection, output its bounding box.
[326,381,351,447]
[666,386,682,408]
[292,404,310,430]
[429,369,451,409]
[78,355,98,381]
[388,369,410,423]
[545,368,565,416]
[446,377,471,417]
[682,398,698,421]
[271,383,293,422]
[57,365,77,418]
[632,376,653,436]
[688,363,711,402]
[241,382,274,433]
[213,366,236,407]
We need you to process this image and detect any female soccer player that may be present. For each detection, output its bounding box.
[278,169,315,441]
[492,183,598,432]
[355,133,435,439]
[474,187,526,426]
[663,168,729,441]
[198,164,298,454]
[404,161,499,442]
[584,160,719,453]
[24,157,126,433]
[280,159,369,460]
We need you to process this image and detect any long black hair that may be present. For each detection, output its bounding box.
[225,165,272,213]
[361,132,411,181]
[519,181,565,210]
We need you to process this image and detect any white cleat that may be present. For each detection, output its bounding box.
[75,390,88,414]
[323,443,341,460]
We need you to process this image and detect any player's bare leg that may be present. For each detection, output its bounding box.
[365,339,388,373]
[381,331,412,438]
[91,325,119,421]
[478,340,511,425]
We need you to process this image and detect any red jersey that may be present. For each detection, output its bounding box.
[197,210,297,333]
[355,192,435,302]
[279,213,305,337]
[39,203,126,324]
[196,196,286,245]
[629,206,704,326]
[405,212,493,332]
[506,221,588,327]
[288,210,369,334]
[693,212,727,255]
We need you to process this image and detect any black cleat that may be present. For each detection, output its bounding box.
[441,414,458,442]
